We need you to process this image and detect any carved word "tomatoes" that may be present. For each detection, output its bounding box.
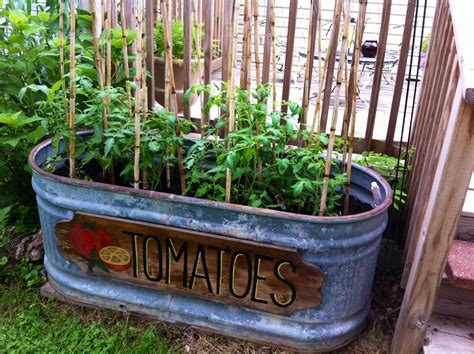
[69,222,112,260]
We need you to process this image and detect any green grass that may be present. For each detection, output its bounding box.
[0,274,170,353]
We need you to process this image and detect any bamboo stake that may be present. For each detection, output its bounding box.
[161,0,186,194]
[225,0,241,203]
[120,0,131,104]
[69,0,77,178]
[133,0,143,189]
[344,0,367,214]
[59,0,67,109]
[270,0,276,111]
[90,0,104,91]
[319,0,348,216]
[319,1,343,132]
[252,0,260,86]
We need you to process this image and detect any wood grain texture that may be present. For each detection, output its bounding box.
[145,0,155,110]
[449,0,474,104]
[435,279,474,320]
[183,0,192,119]
[261,0,272,84]
[364,0,392,150]
[55,213,324,316]
[384,0,417,153]
[391,95,474,353]
[280,0,298,114]
[402,1,456,284]
[301,0,319,129]
[423,313,474,353]
[203,0,214,125]
[221,0,232,82]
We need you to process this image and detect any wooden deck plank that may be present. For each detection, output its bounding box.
[423,313,474,354]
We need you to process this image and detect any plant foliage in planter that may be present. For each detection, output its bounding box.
[154,19,204,61]
[46,82,351,216]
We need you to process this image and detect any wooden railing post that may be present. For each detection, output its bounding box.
[364,0,391,151]
[280,0,298,114]
[391,86,474,354]
[384,0,417,154]
[392,1,474,352]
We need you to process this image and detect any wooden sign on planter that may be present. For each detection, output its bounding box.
[55,212,324,315]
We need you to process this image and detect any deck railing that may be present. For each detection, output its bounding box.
[392,0,474,351]
[144,0,430,156]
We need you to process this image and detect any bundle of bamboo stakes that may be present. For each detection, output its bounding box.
[312,0,368,215]
[64,0,368,216]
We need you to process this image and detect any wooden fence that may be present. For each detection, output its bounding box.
[144,0,433,156]
[391,0,474,351]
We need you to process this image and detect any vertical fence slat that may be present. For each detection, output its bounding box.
[221,0,232,82]
[261,0,273,84]
[240,0,251,89]
[203,0,214,125]
[301,0,319,128]
[364,0,392,150]
[384,0,417,154]
[402,15,455,286]
[183,0,192,119]
[280,0,298,114]
[403,41,458,289]
[392,84,473,354]
[402,2,450,263]
[146,0,155,110]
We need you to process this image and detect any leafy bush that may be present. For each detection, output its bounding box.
[0,4,136,237]
[0,5,62,234]
[154,19,204,60]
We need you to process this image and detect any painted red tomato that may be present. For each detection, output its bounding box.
[69,222,112,260]
[93,228,113,253]
[69,223,95,259]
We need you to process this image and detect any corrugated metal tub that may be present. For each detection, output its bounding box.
[29,136,392,351]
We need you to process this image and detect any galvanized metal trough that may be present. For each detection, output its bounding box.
[29,136,392,351]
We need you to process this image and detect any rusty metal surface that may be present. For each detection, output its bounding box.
[29,135,392,351]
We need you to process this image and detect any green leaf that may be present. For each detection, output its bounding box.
[0,136,22,147]
[226,151,235,169]
[148,141,161,152]
[277,158,290,175]
[0,206,12,227]
[9,10,28,27]
[26,125,47,143]
[195,184,210,197]
[249,194,262,208]
[183,88,192,105]
[104,138,115,157]
[0,111,22,125]
[292,181,304,197]
[0,257,8,266]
